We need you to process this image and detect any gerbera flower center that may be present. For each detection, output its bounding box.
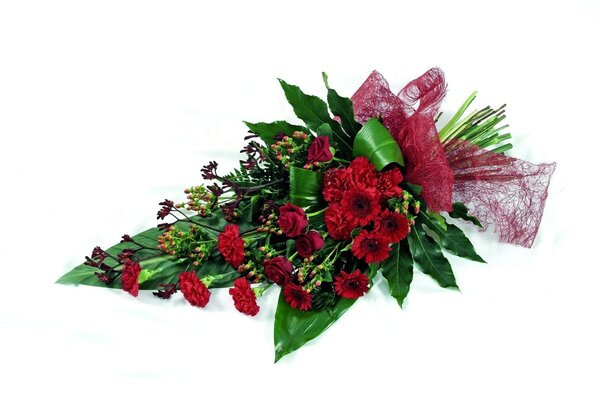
[351,196,371,216]
[363,239,379,251]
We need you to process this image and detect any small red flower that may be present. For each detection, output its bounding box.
[334,270,370,299]
[218,224,245,267]
[278,203,308,237]
[295,231,325,258]
[323,168,350,203]
[283,283,312,311]
[229,277,259,316]
[348,156,377,188]
[121,260,141,297]
[307,136,333,164]
[263,256,293,286]
[179,271,211,308]
[324,202,355,241]
[375,209,410,243]
[377,167,403,199]
[340,187,381,226]
[351,230,391,263]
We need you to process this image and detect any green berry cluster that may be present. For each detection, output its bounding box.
[177,185,215,217]
[269,131,311,169]
[157,224,213,266]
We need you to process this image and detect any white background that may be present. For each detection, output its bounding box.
[1,1,599,399]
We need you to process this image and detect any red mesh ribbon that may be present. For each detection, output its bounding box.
[352,69,454,212]
[444,139,556,248]
[352,70,556,247]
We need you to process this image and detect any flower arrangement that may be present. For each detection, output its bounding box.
[57,69,555,362]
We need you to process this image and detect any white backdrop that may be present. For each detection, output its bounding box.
[1,1,599,399]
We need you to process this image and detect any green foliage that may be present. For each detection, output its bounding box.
[381,240,414,308]
[322,72,362,138]
[353,118,404,170]
[289,166,324,207]
[448,202,483,227]
[244,121,308,145]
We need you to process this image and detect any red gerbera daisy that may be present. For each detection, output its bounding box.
[283,283,312,311]
[217,224,245,267]
[340,187,381,226]
[333,270,370,299]
[351,230,391,263]
[375,209,411,243]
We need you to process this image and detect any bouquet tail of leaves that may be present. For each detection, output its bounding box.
[57,69,555,362]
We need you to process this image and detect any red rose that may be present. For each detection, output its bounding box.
[307,136,333,164]
[334,270,370,299]
[218,224,245,267]
[375,209,410,243]
[324,202,355,241]
[179,271,211,307]
[278,203,308,237]
[229,277,259,316]
[263,256,293,286]
[283,283,312,311]
[295,231,325,258]
[121,260,141,297]
[351,230,391,263]
[322,168,350,203]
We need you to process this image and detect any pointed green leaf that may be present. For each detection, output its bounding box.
[289,166,324,207]
[322,72,362,138]
[381,240,414,307]
[244,120,309,145]
[278,79,352,157]
[353,118,404,171]
[407,223,459,289]
[448,202,483,227]
[419,212,485,263]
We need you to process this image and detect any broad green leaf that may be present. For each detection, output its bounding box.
[407,223,459,289]
[381,240,414,308]
[273,262,376,362]
[353,118,404,170]
[244,120,308,145]
[322,72,362,138]
[419,212,485,263]
[278,78,352,157]
[289,166,324,207]
[448,202,483,227]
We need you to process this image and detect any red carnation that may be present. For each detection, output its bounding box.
[229,277,259,316]
[348,156,377,188]
[179,271,211,308]
[263,256,293,286]
[296,231,325,258]
[278,203,308,237]
[324,202,355,241]
[333,270,370,299]
[307,136,333,164]
[375,209,410,243]
[218,224,245,267]
[377,167,403,199]
[323,168,350,203]
[340,187,381,226]
[121,260,141,297]
[351,230,391,263]
[283,283,312,311]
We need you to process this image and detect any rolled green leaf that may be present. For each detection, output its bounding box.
[289,166,324,207]
[353,118,404,170]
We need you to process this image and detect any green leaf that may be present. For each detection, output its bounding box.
[322,72,362,138]
[353,118,404,171]
[381,240,414,308]
[407,223,459,289]
[244,120,308,145]
[289,166,324,207]
[448,202,483,228]
[419,212,485,263]
[273,263,376,362]
[278,78,352,157]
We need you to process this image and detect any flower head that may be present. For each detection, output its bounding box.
[218,224,245,267]
[179,271,211,307]
[229,277,259,316]
[351,230,391,263]
[375,209,410,243]
[340,187,381,227]
[307,136,333,164]
[334,270,370,299]
[324,202,355,241]
[278,203,308,237]
[263,256,293,286]
[121,260,142,297]
[295,231,325,258]
[283,283,312,311]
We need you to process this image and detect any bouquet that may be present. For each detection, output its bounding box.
[57,69,555,362]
